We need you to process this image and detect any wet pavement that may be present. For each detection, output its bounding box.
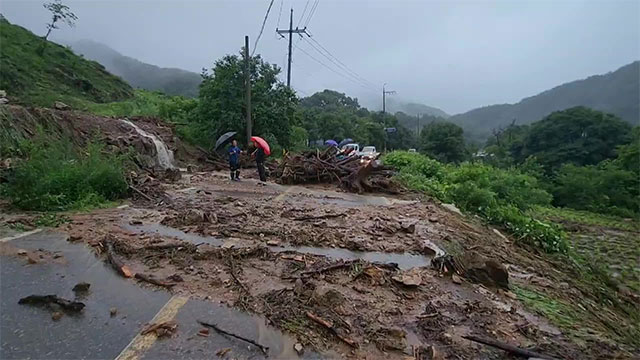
[0,230,320,359]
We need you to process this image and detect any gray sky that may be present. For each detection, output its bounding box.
[1,0,638,114]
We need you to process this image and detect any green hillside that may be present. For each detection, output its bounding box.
[450,61,640,143]
[0,17,133,106]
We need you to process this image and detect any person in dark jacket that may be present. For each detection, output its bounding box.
[228,140,242,181]
[252,144,267,183]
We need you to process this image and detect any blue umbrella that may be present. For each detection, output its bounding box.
[338,138,354,147]
[325,140,338,147]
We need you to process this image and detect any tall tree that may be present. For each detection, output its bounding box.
[519,107,632,171]
[419,121,467,163]
[195,52,297,149]
[42,0,77,40]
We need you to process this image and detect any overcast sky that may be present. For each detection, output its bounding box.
[1,0,638,114]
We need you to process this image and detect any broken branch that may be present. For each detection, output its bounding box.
[135,273,176,288]
[129,185,152,201]
[293,213,346,221]
[19,295,85,312]
[306,311,358,348]
[104,237,133,278]
[198,320,269,354]
[462,334,558,359]
[300,259,358,277]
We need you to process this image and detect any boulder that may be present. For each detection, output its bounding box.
[460,251,509,288]
[54,101,71,110]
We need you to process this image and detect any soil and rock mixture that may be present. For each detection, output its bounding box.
[4,170,633,359]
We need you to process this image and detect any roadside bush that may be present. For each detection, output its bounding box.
[384,151,567,253]
[1,135,129,211]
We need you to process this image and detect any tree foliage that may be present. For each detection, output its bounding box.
[43,0,77,41]
[419,121,467,163]
[194,52,297,148]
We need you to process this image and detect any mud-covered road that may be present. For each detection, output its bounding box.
[0,171,606,359]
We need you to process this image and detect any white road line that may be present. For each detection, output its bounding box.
[0,228,43,243]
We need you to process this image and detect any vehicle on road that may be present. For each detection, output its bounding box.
[341,143,360,157]
[408,148,417,153]
[359,146,378,160]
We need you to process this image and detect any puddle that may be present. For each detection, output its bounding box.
[124,223,433,270]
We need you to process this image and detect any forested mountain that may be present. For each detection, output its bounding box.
[385,98,449,118]
[450,61,640,143]
[69,40,201,97]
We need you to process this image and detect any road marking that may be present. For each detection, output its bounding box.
[273,187,293,201]
[0,229,43,243]
[115,295,189,360]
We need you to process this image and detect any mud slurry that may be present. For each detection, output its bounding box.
[3,171,636,359]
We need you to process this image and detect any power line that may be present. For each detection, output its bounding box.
[276,0,284,27]
[293,42,377,95]
[297,0,310,28]
[306,35,378,88]
[304,0,319,27]
[252,0,275,56]
[300,36,376,90]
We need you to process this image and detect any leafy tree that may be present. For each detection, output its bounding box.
[419,121,467,163]
[194,51,297,149]
[519,107,632,172]
[300,89,359,110]
[42,0,77,40]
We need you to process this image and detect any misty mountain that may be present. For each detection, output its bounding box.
[450,61,639,143]
[385,98,450,118]
[68,40,201,98]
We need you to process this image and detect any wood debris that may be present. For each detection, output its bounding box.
[141,321,178,338]
[19,295,85,312]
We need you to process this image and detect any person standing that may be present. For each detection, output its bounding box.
[228,139,242,181]
[252,144,267,183]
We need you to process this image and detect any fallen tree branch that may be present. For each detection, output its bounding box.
[198,320,269,354]
[462,334,558,359]
[300,259,358,277]
[293,213,346,221]
[135,273,176,288]
[141,321,178,337]
[104,237,134,278]
[226,258,249,294]
[306,311,358,348]
[129,185,152,202]
[19,295,85,312]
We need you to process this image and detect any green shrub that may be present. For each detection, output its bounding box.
[1,135,129,211]
[384,151,567,253]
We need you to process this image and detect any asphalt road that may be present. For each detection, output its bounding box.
[0,230,318,359]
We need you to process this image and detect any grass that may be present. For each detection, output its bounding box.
[0,17,133,107]
[1,134,130,211]
[512,286,584,331]
[532,206,640,232]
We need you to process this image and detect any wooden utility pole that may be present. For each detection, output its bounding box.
[382,83,396,113]
[244,35,252,145]
[276,9,308,88]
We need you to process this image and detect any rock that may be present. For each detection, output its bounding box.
[401,222,416,234]
[442,203,462,216]
[294,343,304,355]
[54,101,70,110]
[266,239,280,246]
[167,274,184,282]
[26,254,38,264]
[0,98,8,105]
[163,168,181,182]
[51,312,63,321]
[363,265,385,285]
[68,235,83,242]
[392,268,422,287]
[53,253,63,259]
[72,282,91,292]
[129,220,143,225]
[110,307,117,317]
[451,274,463,284]
[17,249,27,255]
[428,217,439,223]
[459,251,509,289]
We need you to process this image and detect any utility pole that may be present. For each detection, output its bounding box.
[276,9,308,88]
[382,83,396,113]
[244,35,252,145]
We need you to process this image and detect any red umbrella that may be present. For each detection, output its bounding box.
[250,136,271,156]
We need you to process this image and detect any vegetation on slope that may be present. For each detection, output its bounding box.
[0,17,133,107]
[451,61,640,142]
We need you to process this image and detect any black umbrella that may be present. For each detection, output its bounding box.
[338,138,354,148]
[214,131,237,151]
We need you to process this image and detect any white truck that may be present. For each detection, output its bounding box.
[359,146,378,160]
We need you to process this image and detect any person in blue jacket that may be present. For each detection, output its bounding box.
[228,139,242,181]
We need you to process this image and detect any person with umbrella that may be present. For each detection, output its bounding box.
[250,136,270,184]
[228,139,242,181]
